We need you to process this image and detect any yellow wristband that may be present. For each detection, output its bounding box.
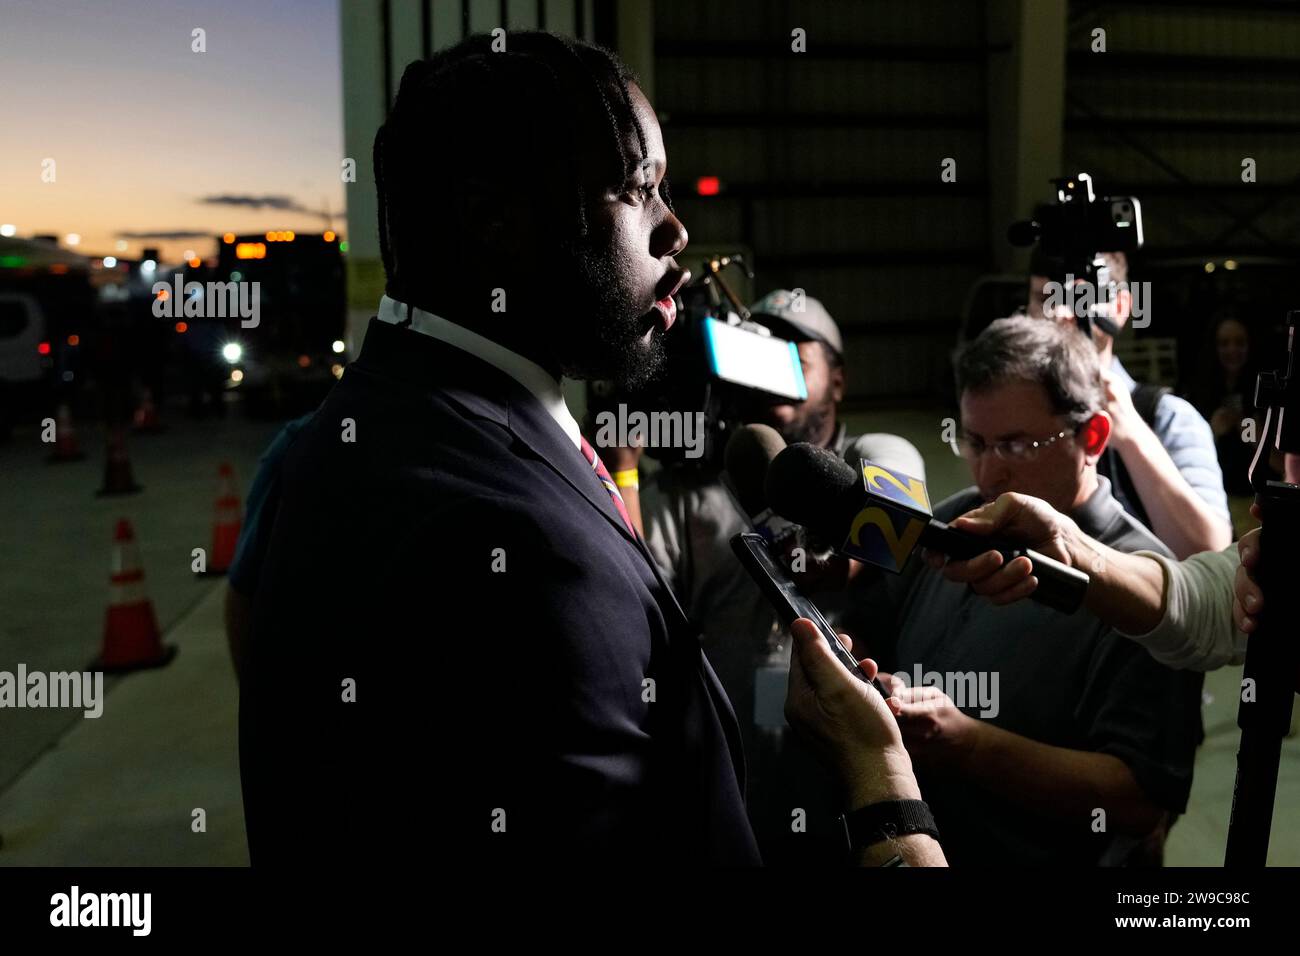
[612,468,640,489]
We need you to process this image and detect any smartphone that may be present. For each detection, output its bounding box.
[730,532,891,698]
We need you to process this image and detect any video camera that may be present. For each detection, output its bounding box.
[588,255,808,469]
[1008,172,1143,338]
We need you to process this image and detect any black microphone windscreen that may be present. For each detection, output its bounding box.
[765,442,859,534]
[723,424,787,516]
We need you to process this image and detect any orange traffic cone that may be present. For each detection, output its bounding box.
[132,388,164,433]
[199,462,242,576]
[93,519,176,672]
[97,425,142,496]
[47,404,85,463]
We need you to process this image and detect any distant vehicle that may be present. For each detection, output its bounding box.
[207,230,347,417]
[0,237,98,434]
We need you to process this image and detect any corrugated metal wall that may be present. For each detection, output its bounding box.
[653,0,992,405]
[1065,1,1300,254]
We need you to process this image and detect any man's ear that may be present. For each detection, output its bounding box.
[830,362,845,404]
[1111,286,1132,327]
[1080,412,1111,460]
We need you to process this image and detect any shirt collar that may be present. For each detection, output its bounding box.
[1071,475,1124,538]
[376,295,581,450]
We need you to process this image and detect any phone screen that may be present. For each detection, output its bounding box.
[703,318,807,400]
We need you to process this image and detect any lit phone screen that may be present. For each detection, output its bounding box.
[703,317,808,401]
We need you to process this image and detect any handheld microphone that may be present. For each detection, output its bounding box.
[765,443,1089,613]
[722,424,799,547]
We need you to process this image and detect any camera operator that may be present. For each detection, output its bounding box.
[1027,250,1231,559]
[928,455,1298,678]
[610,290,925,864]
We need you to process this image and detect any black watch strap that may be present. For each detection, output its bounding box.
[841,799,939,851]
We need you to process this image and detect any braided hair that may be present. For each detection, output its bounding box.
[373,32,672,301]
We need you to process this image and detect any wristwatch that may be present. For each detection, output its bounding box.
[840,799,939,853]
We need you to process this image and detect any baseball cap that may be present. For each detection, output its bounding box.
[748,289,843,359]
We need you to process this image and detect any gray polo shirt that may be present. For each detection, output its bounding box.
[842,476,1205,866]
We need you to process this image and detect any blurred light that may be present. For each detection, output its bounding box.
[183,249,195,260]
[236,242,266,260]
[156,287,169,301]
[38,341,51,355]
[0,224,15,237]
[141,259,157,274]
[338,240,349,253]
[331,339,345,354]
[266,231,277,242]
[323,230,336,242]
[285,230,295,241]
[1225,259,1239,271]
[174,321,188,333]
[223,233,235,244]
[67,334,80,347]
[62,371,74,382]
[102,256,117,268]
[222,342,243,363]
[115,240,128,251]
[696,176,721,196]
[297,354,312,368]
[230,369,244,383]
[331,363,344,379]
[49,264,68,275]
[65,233,80,246]
[188,257,201,268]
[1204,262,1216,273]
[230,271,242,281]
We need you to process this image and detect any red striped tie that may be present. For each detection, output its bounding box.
[580,437,637,538]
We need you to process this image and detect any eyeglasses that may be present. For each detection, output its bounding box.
[953,427,1078,463]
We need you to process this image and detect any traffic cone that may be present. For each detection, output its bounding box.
[46,404,85,462]
[132,388,164,433]
[96,425,142,496]
[93,519,175,672]
[198,462,242,576]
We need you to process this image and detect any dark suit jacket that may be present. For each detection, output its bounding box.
[240,318,760,866]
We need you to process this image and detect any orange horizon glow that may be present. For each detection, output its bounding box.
[2,1,345,264]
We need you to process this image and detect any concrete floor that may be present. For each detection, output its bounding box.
[0,404,275,865]
[0,403,1295,865]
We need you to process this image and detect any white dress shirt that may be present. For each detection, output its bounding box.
[375,294,581,450]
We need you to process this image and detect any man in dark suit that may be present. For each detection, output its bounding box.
[240,32,937,868]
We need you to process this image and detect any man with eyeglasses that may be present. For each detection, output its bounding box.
[840,316,1204,865]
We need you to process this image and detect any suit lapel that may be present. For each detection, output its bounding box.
[357,319,700,638]
[358,318,746,793]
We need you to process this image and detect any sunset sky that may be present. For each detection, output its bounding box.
[0,0,345,263]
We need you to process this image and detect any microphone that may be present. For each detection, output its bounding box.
[841,433,927,484]
[722,424,799,547]
[765,443,1089,614]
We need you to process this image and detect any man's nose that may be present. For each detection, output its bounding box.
[973,452,1007,489]
[652,209,688,261]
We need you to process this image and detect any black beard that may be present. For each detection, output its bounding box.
[778,399,836,447]
[552,238,668,390]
